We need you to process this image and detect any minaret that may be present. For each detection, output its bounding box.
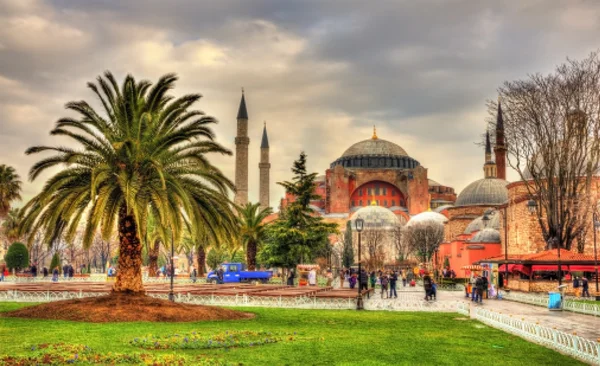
[234,89,249,206]
[494,98,507,180]
[484,130,497,178]
[259,122,270,210]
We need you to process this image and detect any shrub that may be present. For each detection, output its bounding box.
[49,252,61,274]
[4,242,29,271]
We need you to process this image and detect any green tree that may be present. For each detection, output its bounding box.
[342,220,354,268]
[238,202,272,270]
[259,152,337,269]
[19,72,238,294]
[49,252,61,274]
[1,208,22,244]
[0,164,22,219]
[206,247,226,271]
[4,242,29,271]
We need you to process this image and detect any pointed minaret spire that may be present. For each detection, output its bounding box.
[261,121,269,149]
[259,121,270,210]
[234,89,249,205]
[237,88,248,120]
[494,96,507,180]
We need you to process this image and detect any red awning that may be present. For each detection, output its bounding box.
[569,265,598,272]
[513,264,531,276]
[498,264,515,272]
[532,265,569,271]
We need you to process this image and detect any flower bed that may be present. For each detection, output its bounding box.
[0,343,230,365]
[130,330,295,350]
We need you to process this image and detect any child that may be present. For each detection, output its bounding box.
[380,273,389,298]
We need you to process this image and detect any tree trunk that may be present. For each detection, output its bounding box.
[113,205,145,294]
[147,240,160,277]
[246,241,256,271]
[196,246,206,277]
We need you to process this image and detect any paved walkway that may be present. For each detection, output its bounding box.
[442,291,600,341]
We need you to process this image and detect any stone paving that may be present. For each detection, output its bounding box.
[442,290,600,341]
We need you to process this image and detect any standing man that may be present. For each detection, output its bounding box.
[475,275,484,304]
[389,270,398,298]
[217,266,224,284]
[62,263,69,279]
[31,263,38,278]
[582,277,590,298]
[470,274,478,301]
[287,269,295,286]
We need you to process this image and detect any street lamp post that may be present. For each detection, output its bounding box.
[593,213,600,300]
[168,232,175,302]
[355,217,364,310]
[503,206,509,288]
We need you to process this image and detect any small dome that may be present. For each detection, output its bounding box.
[455,178,508,206]
[470,228,501,243]
[342,138,408,158]
[407,211,448,227]
[464,210,500,234]
[350,205,400,230]
[434,204,454,213]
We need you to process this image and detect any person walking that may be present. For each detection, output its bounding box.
[339,269,345,288]
[380,273,389,299]
[31,263,38,278]
[68,264,74,279]
[582,277,590,298]
[470,274,478,301]
[43,267,48,278]
[287,269,295,286]
[369,271,376,289]
[423,272,433,301]
[475,275,485,304]
[62,264,69,279]
[349,273,357,289]
[402,270,407,287]
[190,267,197,283]
[52,267,59,282]
[217,267,224,284]
[389,271,398,298]
[573,277,581,298]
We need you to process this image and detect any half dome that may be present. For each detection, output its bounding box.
[470,228,501,243]
[350,205,400,230]
[407,211,448,226]
[455,178,509,207]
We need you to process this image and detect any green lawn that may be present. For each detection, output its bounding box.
[0,302,584,365]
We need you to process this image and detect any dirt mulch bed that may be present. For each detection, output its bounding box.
[2,294,254,323]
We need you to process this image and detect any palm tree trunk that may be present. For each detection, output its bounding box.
[113,205,145,294]
[147,240,160,277]
[196,245,206,277]
[246,241,256,271]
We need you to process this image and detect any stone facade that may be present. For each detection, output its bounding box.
[259,146,270,209]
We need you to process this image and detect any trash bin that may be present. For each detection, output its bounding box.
[548,291,562,310]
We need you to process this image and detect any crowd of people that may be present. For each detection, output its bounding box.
[338,267,439,300]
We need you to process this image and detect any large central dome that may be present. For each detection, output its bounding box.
[342,138,408,158]
[330,129,419,170]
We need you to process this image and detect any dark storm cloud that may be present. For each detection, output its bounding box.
[1,0,600,205]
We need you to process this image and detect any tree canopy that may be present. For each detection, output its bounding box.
[5,242,29,271]
[0,164,22,219]
[259,152,337,268]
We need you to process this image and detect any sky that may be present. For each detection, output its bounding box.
[1,0,599,207]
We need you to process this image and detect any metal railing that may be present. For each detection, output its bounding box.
[502,291,600,317]
[475,308,600,365]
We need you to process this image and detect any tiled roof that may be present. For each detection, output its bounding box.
[520,249,595,262]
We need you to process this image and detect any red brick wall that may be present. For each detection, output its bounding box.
[407,166,429,214]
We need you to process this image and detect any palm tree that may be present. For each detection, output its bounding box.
[20,72,238,294]
[238,202,272,270]
[0,164,22,219]
[1,208,22,249]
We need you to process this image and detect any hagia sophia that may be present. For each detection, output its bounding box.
[231,91,599,289]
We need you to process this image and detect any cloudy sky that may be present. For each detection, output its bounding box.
[1,0,599,207]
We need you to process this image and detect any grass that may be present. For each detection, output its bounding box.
[0,302,584,366]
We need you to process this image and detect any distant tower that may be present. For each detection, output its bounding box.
[484,130,497,178]
[259,122,270,210]
[234,89,249,206]
[494,98,507,180]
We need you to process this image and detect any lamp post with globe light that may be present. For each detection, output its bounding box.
[355,216,364,310]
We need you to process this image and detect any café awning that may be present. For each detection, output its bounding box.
[498,264,515,272]
[532,265,565,271]
[569,265,598,272]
